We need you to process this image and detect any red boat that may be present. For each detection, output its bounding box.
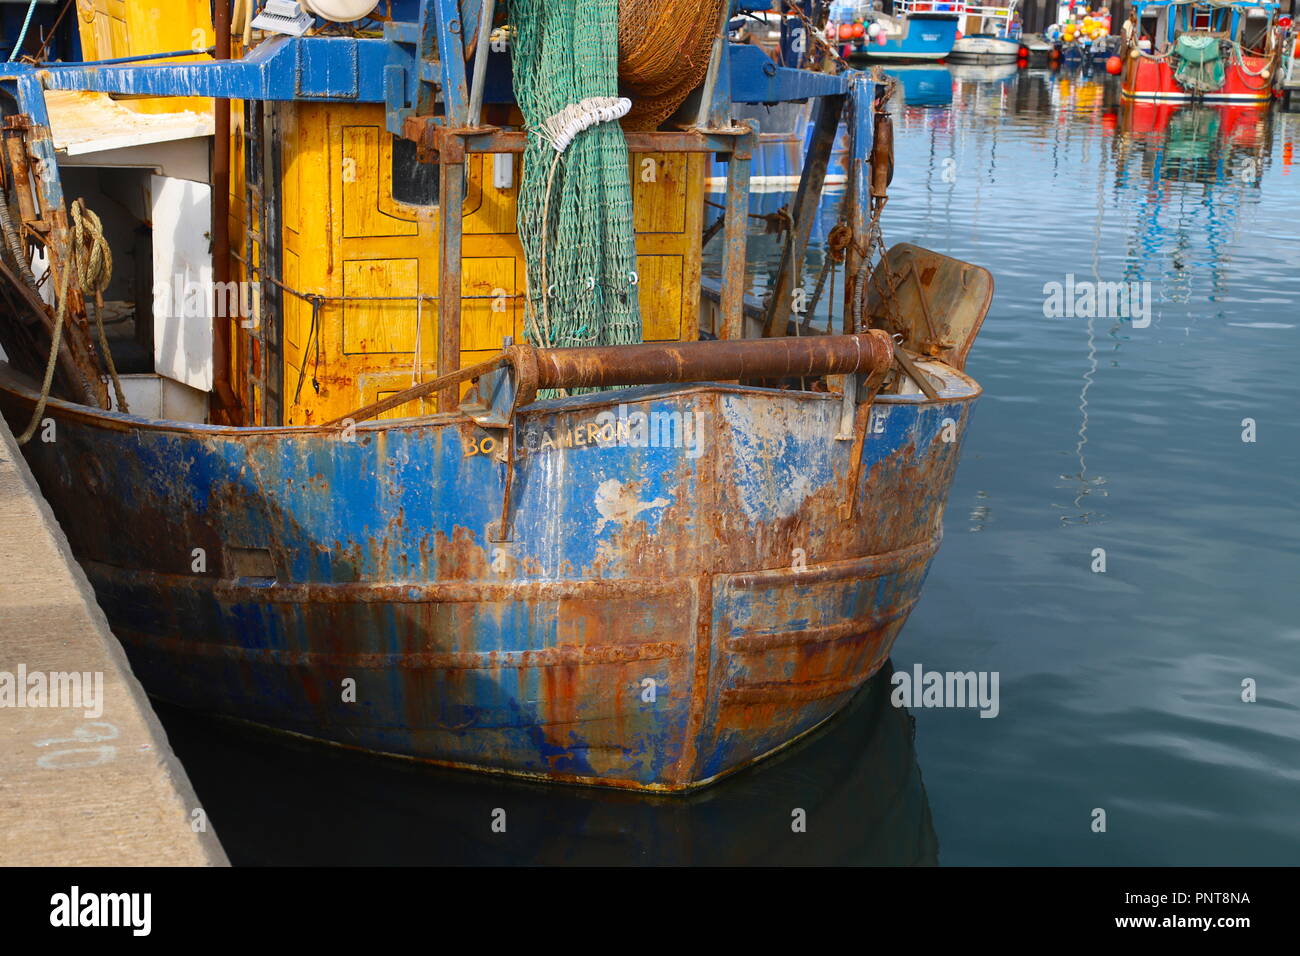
[1120,0,1286,104]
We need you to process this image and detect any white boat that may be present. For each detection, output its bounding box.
[948,2,1024,63]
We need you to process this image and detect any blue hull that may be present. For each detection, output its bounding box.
[850,15,960,63]
[1,367,980,790]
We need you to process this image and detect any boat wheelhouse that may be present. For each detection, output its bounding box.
[1122,0,1283,103]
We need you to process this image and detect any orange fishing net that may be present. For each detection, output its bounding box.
[618,0,727,130]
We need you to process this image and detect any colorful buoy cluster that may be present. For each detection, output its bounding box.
[828,18,890,51]
[1060,13,1111,46]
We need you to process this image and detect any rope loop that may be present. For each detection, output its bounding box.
[69,198,127,414]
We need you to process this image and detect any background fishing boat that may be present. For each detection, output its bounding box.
[834,0,964,61]
[1018,31,1057,64]
[1122,0,1284,103]
[950,2,1025,62]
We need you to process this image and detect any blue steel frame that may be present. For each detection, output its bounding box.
[0,1,851,136]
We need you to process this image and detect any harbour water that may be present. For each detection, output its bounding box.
[157,67,1300,866]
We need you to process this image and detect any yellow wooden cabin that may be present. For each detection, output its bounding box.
[266,102,704,425]
[69,1,706,427]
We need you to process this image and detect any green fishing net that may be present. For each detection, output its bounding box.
[510,0,643,354]
[1174,34,1226,93]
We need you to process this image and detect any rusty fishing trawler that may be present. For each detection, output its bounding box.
[0,0,991,791]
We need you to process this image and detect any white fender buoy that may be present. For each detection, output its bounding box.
[299,0,381,23]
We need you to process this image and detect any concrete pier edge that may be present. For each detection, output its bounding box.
[0,414,228,866]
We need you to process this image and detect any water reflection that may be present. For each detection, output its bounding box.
[884,65,954,108]
[707,65,1300,866]
[159,666,937,866]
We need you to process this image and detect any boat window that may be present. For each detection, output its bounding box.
[392,135,439,208]
[1240,16,1269,51]
[1140,14,1160,45]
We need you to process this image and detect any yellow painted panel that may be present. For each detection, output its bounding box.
[374,388,434,421]
[282,110,300,235]
[637,255,684,341]
[342,126,419,239]
[464,155,519,236]
[109,16,129,57]
[76,1,215,115]
[632,152,688,234]
[461,258,520,352]
[343,258,426,355]
[284,249,302,357]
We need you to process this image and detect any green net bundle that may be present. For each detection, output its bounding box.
[511,0,643,355]
[1174,34,1226,93]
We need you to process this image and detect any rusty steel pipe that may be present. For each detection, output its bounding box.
[507,331,894,407]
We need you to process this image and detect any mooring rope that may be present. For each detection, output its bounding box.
[16,259,72,446]
[70,199,128,414]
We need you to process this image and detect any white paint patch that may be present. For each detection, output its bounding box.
[772,472,815,520]
[152,175,214,393]
[593,479,670,533]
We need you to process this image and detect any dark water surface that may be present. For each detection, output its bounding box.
[159,68,1300,866]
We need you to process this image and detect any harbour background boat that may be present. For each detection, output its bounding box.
[1122,0,1285,103]
[834,0,964,62]
[950,2,1026,62]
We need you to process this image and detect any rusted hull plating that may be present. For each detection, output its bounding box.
[0,370,979,791]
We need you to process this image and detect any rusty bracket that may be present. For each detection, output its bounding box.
[892,345,941,402]
[465,339,536,543]
[837,359,890,521]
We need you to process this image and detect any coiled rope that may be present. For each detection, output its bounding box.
[69,198,128,414]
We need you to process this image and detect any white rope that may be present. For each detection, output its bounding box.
[534,96,631,154]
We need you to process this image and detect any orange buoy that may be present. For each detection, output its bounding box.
[1105,55,1122,74]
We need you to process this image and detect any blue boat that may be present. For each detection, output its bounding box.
[0,1,992,791]
[836,1,962,63]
